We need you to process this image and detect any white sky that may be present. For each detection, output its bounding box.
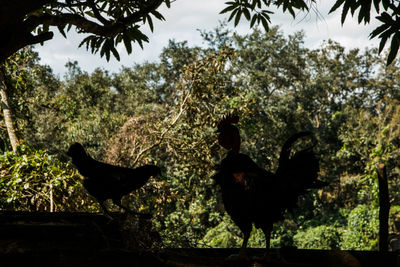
[34,0,382,77]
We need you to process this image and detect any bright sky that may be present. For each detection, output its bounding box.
[34,0,381,77]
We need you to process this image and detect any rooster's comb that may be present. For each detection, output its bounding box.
[217,114,239,130]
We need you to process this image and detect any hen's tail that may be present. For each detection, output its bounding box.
[275,132,326,194]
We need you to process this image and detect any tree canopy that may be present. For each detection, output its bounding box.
[0,0,170,62]
[2,0,400,64]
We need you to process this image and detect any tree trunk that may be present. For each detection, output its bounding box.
[377,163,389,252]
[0,65,19,152]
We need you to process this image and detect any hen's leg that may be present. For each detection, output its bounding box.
[99,201,114,219]
[113,199,132,213]
[113,198,152,218]
[112,198,137,214]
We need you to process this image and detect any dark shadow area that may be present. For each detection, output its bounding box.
[0,211,162,266]
[0,214,398,267]
[213,114,328,262]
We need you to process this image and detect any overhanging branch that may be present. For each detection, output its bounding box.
[25,13,119,37]
[119,0,164,25]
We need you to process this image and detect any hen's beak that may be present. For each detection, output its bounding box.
[65,150,71,157]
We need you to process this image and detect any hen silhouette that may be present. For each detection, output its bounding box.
[67,143,161,217]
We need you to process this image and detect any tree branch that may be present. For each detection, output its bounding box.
[26,1,166,37]
[0,64,20,152]
[27,32,54,45]
[87,0,111,25]
[0,0,55,23]
[0,0,167,63]
[132,91,190,166]
[119,0,164,25]
[24,13,123,38]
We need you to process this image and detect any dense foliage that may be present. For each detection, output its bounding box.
[0,0,171,63]
[1,25,400,250]
[3,0,400,65]
[0,143,95,212]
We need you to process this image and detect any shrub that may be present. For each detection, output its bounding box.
[293,225,342,249]
[341,204,378,250]
[201,215,242,248]
[0,143,96,212]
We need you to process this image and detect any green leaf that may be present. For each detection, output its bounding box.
[57,25,67,38]
[376,12,393,24]
[100,38,110,58]
[387,32,400,65]
[105,49,110,61]
[224,1,237,6]
[228,8,239,22]
[250,14,258,28]
[123,34,132,54]
[234,9,242,26]
[147,15,154,32]
[85,11,96,18]
[373,0,380,12]
[78,36,93,49]
[220,5,236,14]
[115,34,123,44]
[243,8,251,20]
[378,34,389,53]
[90,37,101,53]
[329,0,345,13]
[249,0,257,9]
[288,6,295,18]
[369,24,390,39]
[260,15,269,31]
[151,10,165,21]
[110,46,120,61]
[341,0,353,24]
[358,0,372,24]
[382,0,390,10]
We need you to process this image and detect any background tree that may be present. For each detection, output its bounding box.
[1,25,400,250]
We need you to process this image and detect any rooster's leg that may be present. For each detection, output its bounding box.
[239,231,250,260]
[261,225,272,260]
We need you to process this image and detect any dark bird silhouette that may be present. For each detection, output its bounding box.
[213,115,327,260]
[67,143,161,217]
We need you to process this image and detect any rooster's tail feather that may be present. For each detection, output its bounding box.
[276,132,323,191]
